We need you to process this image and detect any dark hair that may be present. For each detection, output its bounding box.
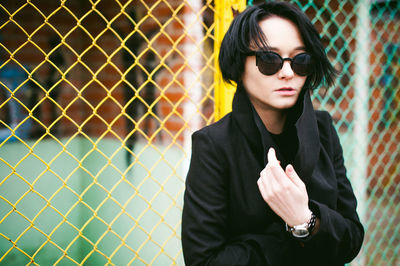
[218,2,336,90]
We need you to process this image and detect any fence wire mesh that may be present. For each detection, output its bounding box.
[0,0,398,265]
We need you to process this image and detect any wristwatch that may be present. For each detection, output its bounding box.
[285,212,317,238]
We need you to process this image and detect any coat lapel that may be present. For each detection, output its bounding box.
[232,85,320,184]
[231,87,264,160]
[292,91,320,184]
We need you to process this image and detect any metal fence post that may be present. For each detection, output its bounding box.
[183,0,205,175]
[352,0,370,264]
[213,0,246,121]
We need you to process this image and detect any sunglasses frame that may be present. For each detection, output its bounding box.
[247,51,314,76]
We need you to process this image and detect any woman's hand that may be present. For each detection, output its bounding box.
[257,148,312,226]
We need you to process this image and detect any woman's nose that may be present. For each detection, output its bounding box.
[278,61,294,79]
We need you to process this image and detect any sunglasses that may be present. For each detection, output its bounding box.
[248,51,314,76]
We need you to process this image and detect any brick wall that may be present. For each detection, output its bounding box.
[368,11,400,197]
[0,0,212,143]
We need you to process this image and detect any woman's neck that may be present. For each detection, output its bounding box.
[255,107,287,134]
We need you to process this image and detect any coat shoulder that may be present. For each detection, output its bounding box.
[193,112,233,146]
[315,110,340,158]
[315,110,335,136]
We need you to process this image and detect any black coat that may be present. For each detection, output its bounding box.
[182,87,364,266]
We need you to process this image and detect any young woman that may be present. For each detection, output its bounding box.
[182,2,364,265]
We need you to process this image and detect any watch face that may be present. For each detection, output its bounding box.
[292,228,310,238]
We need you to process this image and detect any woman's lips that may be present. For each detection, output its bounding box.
[275,87,297,96]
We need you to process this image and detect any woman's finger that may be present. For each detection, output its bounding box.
[285,164,305,189]
[267,148,291,186]
[267,147,279,165]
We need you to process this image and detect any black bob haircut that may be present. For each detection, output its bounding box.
[219,2,336,90]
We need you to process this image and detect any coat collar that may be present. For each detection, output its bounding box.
[231,87,263,155]
[231,84,320,183]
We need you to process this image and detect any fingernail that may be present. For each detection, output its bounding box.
[269,147,275,155]
[287,164,293,172]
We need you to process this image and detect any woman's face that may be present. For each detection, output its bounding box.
[242,16,308,113]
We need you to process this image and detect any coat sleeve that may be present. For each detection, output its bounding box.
[301,113,365,264]
[182,129,271,266]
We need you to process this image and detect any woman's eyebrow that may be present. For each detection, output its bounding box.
[294,46,307,51]
[268,46,306,53]
[295,46,306,51]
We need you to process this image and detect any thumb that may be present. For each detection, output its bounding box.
[267,147,279,165]
[285,164,304,188]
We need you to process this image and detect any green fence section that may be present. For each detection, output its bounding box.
[278,0,399,265]
[246,1,400,265]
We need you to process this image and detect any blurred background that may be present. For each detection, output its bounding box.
[0,0,398,265]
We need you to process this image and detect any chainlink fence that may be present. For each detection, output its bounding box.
[0,0,398,265]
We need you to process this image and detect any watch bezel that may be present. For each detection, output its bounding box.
[291,224,310,238]
[285,212,316,238]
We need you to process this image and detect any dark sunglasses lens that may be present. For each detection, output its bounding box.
[257,52,282,75]
[292,53,313,76]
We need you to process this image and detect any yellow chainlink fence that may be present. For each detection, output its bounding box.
[0,0,399,265]
[0,0,225,264]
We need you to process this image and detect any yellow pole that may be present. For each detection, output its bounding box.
[214,0,246,121]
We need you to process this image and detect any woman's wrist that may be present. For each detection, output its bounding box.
[287,209,313,227]
[286,210,317,238]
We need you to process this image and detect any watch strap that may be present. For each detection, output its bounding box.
[307,212,317,233]
[285,212,317,237]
